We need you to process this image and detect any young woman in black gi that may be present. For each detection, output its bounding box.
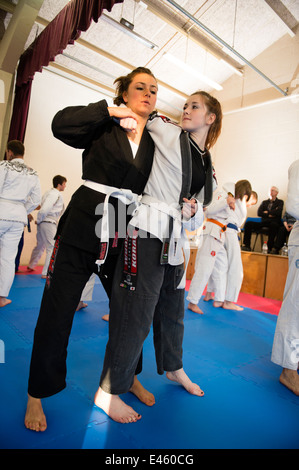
[25,67,158,432]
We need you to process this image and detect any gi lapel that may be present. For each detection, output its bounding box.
[179,131,192,204]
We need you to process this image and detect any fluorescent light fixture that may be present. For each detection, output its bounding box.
[164,53,223,91]
[220,59,243,77]
[101,14,158,50]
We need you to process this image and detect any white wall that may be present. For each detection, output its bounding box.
[212,95,299,217]
[20,68,299,264]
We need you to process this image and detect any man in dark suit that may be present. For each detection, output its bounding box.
[242,186,283,252]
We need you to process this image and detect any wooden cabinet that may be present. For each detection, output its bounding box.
[186,246,288,301]
[240,252,267,297]
[264,255,288,300]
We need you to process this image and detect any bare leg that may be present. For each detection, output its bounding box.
[223,300,243,311]
[129,375,155,406]
[204,292,214,302]
[24,395,47,432]
[94,387,142,423]
[0,297,11,307]
[187,302,204,315]
[76,301,88,311]
[279,368,299,396]
[166,368,204,396]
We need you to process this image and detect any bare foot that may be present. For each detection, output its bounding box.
[41,275,47,279]
[94,387,141,423]
[129,376,155,406]
[213,301,223,308]
[279,368,299,396]
[166,368,204,396]
[102,314,109,322]
[76,301,88,311]
[223,301,243,311]
[0,297,12,307]
[187,302,204,315]
[204,292,214,301]
[24,395,47,432]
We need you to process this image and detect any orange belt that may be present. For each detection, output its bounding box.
[206,218,226,232]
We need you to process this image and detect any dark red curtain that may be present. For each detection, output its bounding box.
[8,0,123,143]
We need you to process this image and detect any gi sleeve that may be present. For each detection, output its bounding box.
[51,99,111,149]
[25,176,41,214]
[286,159,299,220]
[37,190,58,223]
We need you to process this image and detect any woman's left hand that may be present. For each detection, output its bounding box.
[182,198,198,219]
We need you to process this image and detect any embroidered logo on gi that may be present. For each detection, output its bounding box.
[211,251,216,257]
[112,232,118,248]
[295,259,299,269]
[290,339,299,364]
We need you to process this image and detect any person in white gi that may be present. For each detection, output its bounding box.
[205,189,257,311]
[271,159,299,396]
[95,91,223,423]
[187,180,252,314]
[0,140,41,307]
[27,175,66,278]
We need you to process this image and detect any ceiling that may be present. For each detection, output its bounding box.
[1,0,299,119]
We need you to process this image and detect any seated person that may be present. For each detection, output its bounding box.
[271,211,296,254]
[242,185,283,252]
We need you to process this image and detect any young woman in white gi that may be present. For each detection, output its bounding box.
[204,188,257,311]
[271,159,299,396]
[94,91,223,423]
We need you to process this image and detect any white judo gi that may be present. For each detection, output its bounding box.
[130,116,205,286]
[28,187,65,276]
[271,159,299,370]
[186,185,235,305]
[0,158,41,297]
[207,186,247,302]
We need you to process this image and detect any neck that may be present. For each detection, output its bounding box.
[189,129,208,151]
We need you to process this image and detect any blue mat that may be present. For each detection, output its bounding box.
[0,274,298,450]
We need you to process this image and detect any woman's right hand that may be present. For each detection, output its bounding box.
[108,107,138,132]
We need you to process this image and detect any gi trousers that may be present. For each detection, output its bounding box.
[187,235,224,305]
[28,221,57,276]
[100,234,185,395]
[271,225,299,370]
[0,220,24,297]
[28,238,143,399]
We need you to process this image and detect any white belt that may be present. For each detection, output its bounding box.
[140,194,182,245]
[83,180,139,266]
[139,194,189,289]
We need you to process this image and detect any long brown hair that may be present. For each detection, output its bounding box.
[191,91,222,149]
[235,179,252,201]
[113,67,157,106]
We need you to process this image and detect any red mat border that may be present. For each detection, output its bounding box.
[185,280,281,316]
[16,268,281,316]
